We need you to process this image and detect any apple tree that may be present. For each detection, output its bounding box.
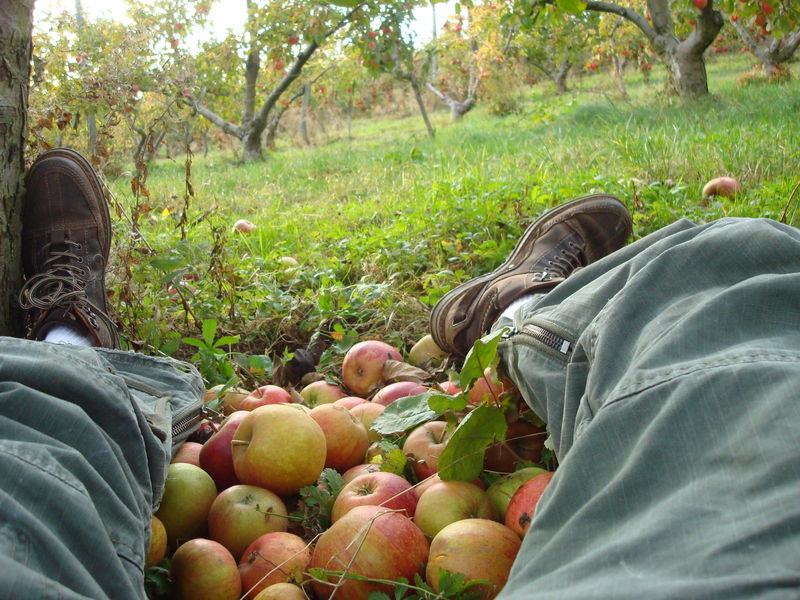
[722,1,800,76]
[0,0,33,335]
[588,13,651,98]
[510,0,725,98]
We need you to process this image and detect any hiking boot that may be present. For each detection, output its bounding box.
[18,148,118,348]
[430,194,632,358]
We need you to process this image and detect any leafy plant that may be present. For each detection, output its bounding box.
[181,319,240,385]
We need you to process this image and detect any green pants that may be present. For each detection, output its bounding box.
[0,340,203,599]
[0,218,798,599]
[496,218,800,598]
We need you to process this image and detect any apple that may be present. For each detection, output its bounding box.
[486,467,547,519]
[145,515,167,567]
[333,396,367,409]
[371,381,428,407]
[172,441,202,466]
[349,401,385,442]
[341,462,381,483]
[252,583,306,599]
[483,420,547,473]
[414,480,497,538]
[438,380,461,395]
[287,35,298,45]
[154,463,217,546]
[299,380,347,406]
[240,385,291,411]
[341,340,402,396]
[277,256,299,268]
[199,410,249,489]
[702,176,741,199]
[426,519,521,600]
[171,538,241,600]
[693,0,707,8]
[233,219,256,233]
[204,385,251,415]
[208,484,289,560]
[309,505,429,600]
[469,367,512,404]
[408,334,448,368]
[331,472,417,522]
[505,471,554,537]
[402,421,450,481]
[231,404,327,496]
[239,532,311,599]
[309,404,370,472]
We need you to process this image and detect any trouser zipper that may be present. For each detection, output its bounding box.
[502,324,573,357]
[171,404,206,439]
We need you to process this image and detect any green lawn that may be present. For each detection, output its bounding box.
[105,53,800,384]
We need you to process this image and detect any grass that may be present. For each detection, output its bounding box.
[102,53,800,385]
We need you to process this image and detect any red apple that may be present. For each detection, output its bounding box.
[486,466,548,520]
[334,396,367,409]
[371,381,428,406]
[239,532,310,600]
[469,367,511,404]
[231,404,326,496]
[154,463,218,546]
[240,385,291,411]
[309,404,370,472]
[438,380,461,395]
[505,471,554,537]
[483,420,547,473]
[426,519,521,600]
[310,505,429,600]
[331,472,417,522]
[349,401,385,442]
[414,480,497,538]
[171,538,241,600]
[341,340,402,396]
[199,410,249,489]
[233,219,256,233]
[341,463,381,483]
[702,176,741,199]
[299,380,347,406]
[208,484,289,560]
[402,421,450,481]
[172,441,202,466]
[693,0,707,9]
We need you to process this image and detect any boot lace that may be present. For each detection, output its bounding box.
[18,240,114,333]
[546,241,586,278]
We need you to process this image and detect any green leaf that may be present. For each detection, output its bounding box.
[201,319,218,347]
[213,335,240,348]
[181,336,206,349]
[371,392,439,435]
[427,391,470,414]
[438,405,507,481]
[555,0,587,14]
[377,447,407,475]
[458,328,506,390]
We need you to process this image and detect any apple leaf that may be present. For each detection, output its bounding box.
[381,359,431,383]
[438,405,507,481]
[371,446,407,475]
[371,392,439,435]
[458,328,506,391]
[427,390,470,413]
[555,0,587,14]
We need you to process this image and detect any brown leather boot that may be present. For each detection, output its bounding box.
[430,194,631,359]
[18,148,118,348]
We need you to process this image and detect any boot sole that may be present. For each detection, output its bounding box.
[430,194,629,355]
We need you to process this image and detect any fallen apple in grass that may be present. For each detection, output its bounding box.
[486,466,548,520]
[371,380,428,406]
[252,583,306,599]
[309,403,370,472]
[239,385,291,411]
[426,519,521,600]
[341,340,402,396]
[309,505,429,600]
[702,176,741,199]
[145,515,167,567]
[204,385,251,415]
[414,480,498,538]
[333,395,367,409]
[403,420,451,481]
[408,333,448,368]
[299,380,347,406]
[154,462,218,546]
[233,219,257,233]
[505,471,554,537]
[208,484,289,560]
[239,532,311,600]
[199,410,249,490]
[349,401,385,442]
[170,538,242,600]
[171,441,202,466]
[231,404,327,496]
[341,462,381,483]
[331,471,418,522]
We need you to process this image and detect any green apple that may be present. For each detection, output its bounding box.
[486,466,547,519]
[154,462,217,546]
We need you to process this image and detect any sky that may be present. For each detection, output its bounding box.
[34,0,458,45]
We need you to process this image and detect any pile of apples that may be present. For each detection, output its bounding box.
[151,337,554,600]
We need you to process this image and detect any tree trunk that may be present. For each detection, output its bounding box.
[0,0,33,336]
[299,83,311,145]
[554,61,571,94]
[728,14,800,75]
[408,74,435,139]
[666,45,710,97]
[612,55,628,99]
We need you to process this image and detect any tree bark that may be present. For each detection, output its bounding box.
[554,61,571,94]
[584,0,723,98]
[299,83,311,145]
[612,55,628,99]
[408,74,435,139]
[727,14,800,75]
[0,0,33,335]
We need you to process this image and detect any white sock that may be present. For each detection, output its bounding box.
[44,323,94,347]
[501,294,538,320]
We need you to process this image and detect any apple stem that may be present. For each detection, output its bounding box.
[230,440,249,447]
